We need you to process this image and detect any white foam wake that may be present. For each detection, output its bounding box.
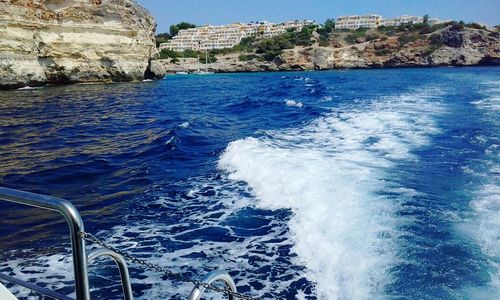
[465,79,500,297]
[219,88,444,299]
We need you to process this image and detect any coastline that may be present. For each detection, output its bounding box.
[160,25,499,74]
[162,61,500,76]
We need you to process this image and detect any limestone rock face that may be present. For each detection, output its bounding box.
[387,27,499,67]
[311,47,336,70]
[0,0,163,89]
[428,27,500,66]
[277,48,315,70]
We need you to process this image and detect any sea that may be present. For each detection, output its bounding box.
[0,67,498,300]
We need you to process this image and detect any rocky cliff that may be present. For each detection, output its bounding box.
[0,0,165,89]
[160,26,499,73]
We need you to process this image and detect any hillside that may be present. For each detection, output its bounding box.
[158,22,500,73]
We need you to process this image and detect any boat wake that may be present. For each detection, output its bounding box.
[219,87,445,298]
[460,79,500,298]
[0,86,446,299]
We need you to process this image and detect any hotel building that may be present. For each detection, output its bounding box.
[160,20,316,51]
[335,15,382,30]
[381,15,424,26]
[336,14,446,30]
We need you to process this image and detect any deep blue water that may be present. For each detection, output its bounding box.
[0,67,499,299]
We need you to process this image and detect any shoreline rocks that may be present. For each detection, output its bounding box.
[0,0,165,90]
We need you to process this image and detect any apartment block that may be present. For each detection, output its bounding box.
[335,15,382,30]
[160,20,316,51]
[381,15,424,26]
[336,15,446,30]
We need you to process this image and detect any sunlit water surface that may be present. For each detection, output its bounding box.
[0,67,499,299]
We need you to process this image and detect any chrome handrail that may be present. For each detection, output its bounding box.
[88,248,133,300]
[0,272,73,300]
[0,187,91,300]
[1,187,244,300]
[188,270,237,300]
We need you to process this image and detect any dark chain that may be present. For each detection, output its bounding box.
[80,231,259,300]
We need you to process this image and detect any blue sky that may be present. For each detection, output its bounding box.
[136,0,500,33]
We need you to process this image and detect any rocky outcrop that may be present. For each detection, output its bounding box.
[158,56,279,73]
[386,26,500,67]
[0,0,164,89]
[160,26,499,73]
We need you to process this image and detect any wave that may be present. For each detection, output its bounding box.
[284,99,304,108]
[219,88,444,298]
[17,86,43,90]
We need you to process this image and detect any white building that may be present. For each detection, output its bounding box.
[160,20,316,51]
[336,14,447,30]
[381,15,424,26]
[335,14,382,30]
[428,18,449,25]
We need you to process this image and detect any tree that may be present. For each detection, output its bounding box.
[423,14,430,24]
[169,22,197,37]
[155,32,172,47]
[324,19,335,32]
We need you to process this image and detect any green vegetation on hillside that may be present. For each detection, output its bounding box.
[251,25,318,61]
[317,19,335,46]
[158,48,218,64]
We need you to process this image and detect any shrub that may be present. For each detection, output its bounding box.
[397,23,412,31]
[428,34,443,47]
[316,28,328,35]
[424,46,439,55]
[378,25,398,36]
[419,25,433,34]
[318,35,330,47]
[488,31,499,38]
[345,34,358,44]
[238,54,259,61]
[159,49,178,59]
[465,23,486,30]
[344,29,368,44]
[375,49,392,56]
[397,34,418,46]
[234,36,257,52]
[365,33,380,41]
[411,23,428,31]
[450,22,465,31]
[291,26,316,46]
[199,55,217,64]
[263,51,282,61]
[256,37,292,53]
[183,49,198,58]
[355,27,369,33]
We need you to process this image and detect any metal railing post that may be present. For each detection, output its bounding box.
[88,248,133,300]
[0,187,91,300]
[188,270,237,300]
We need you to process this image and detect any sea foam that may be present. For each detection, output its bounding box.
[219,88,443,298]
[464,79,500,296]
